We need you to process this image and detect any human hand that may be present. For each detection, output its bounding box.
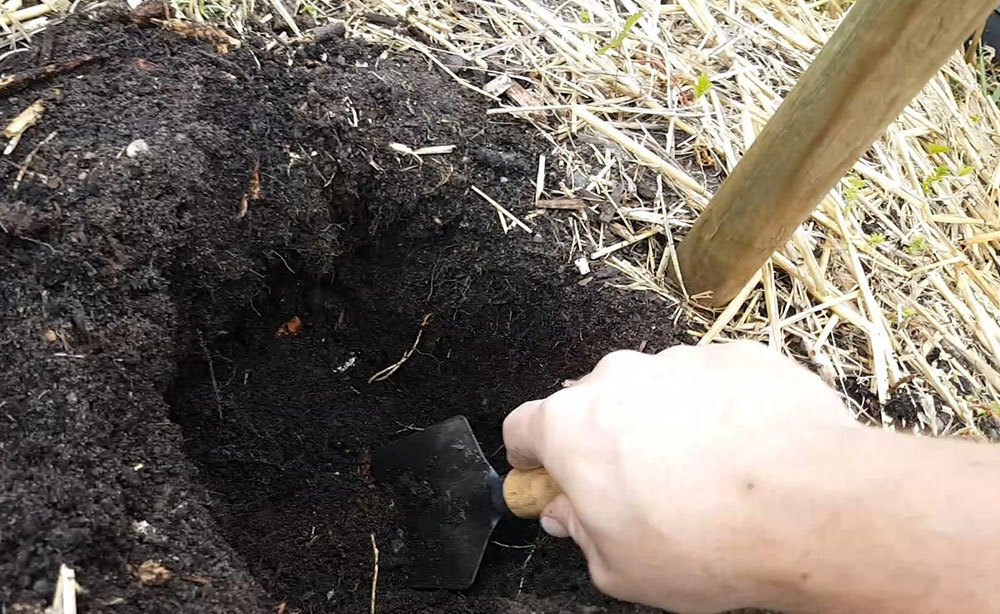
[502,342,858,613]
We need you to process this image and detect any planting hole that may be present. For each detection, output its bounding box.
[166,222,683,612]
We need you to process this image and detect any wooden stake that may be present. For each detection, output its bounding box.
[676,0,997,306]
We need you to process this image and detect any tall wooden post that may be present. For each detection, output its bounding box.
[676,0,996,307]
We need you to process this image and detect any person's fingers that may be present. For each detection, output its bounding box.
[655,343,700,364]
[502,399,545,469]
[588,349,646,378]
[541,494,598,557]
[540,514,570,538]
[540,493,573,538]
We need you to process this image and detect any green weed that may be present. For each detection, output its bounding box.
[598,12,643,55]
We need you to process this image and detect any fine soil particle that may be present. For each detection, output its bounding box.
[1,9,688,614]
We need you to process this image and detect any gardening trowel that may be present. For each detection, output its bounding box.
[372,415,561,589]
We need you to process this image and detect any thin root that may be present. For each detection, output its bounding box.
[368,314,432,383]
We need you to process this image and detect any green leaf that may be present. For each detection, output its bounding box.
[598,12,643,55]
[906,235,928,256]
[693,73,712,100]
[902,306,916,318]
[921,166,951,193]
[580,9,590,23]
[958,165,976,177]
[867,233,886,247]
[926,143,951,155]
[843,177,866,202]
[991,402,1000,417]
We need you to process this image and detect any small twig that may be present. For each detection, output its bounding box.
[369,533,380,614]
[197,331,223,420]
[516,538,538,596]
[535,198,587,210]
[268,0,301,37]
[13,130,56,190]
[236,158,260,220]
[270,250,295,274]
[534,153,546,202]
[966,22,986,64]
[471,185,533,234]
[51,564,76,614]
[16,234,56,253]
[4,99,45,155]
[0,54,102,94]
[369,314,432,383]
[391,420,424,433]
[491,541,536,549]
[590,227,660,259]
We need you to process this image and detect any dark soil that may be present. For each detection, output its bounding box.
[1,10,688,613]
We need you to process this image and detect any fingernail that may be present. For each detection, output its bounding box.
[540,515,570,538]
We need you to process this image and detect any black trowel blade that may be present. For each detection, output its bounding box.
[373,415,502,589]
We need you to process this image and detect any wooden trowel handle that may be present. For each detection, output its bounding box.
[502,468,562,519]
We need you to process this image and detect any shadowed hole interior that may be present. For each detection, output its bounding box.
[165,218,684,613]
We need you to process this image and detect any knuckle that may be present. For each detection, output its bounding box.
[595,349,644,373]
[545,386,583,411]
[656,343,689,356]
[540,387,583,426]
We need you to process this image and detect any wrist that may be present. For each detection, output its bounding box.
[736,424,1000,614]
[729,422,874,611]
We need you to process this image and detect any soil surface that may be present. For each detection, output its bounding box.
[1,10,689,613]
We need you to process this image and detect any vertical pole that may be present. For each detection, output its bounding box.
[676,0,996,306]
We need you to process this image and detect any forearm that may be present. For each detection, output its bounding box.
[750,425,1000,613]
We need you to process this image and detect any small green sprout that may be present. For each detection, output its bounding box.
[598,12,643,55]
[867,233,886,248]
[902,306,916,319]
[921,166,951,193]
[843,177,866,202]
[579,9,590,23]
[958,165,976,177]
[990,402,1000,418]
[926,143,951,155]
[906,235,928,255]
[694,73,712,99]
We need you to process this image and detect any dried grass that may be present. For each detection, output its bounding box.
[6,0,999,437]
[1,0,68,59]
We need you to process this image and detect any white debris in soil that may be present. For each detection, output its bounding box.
[334,356,356,373]
[125,139,149,158]
[574,257,591,276]
[49,564,76,614]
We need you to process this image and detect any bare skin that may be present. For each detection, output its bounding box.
[502,342,1000,614]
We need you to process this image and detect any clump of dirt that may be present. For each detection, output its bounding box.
[0,10,686,613]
